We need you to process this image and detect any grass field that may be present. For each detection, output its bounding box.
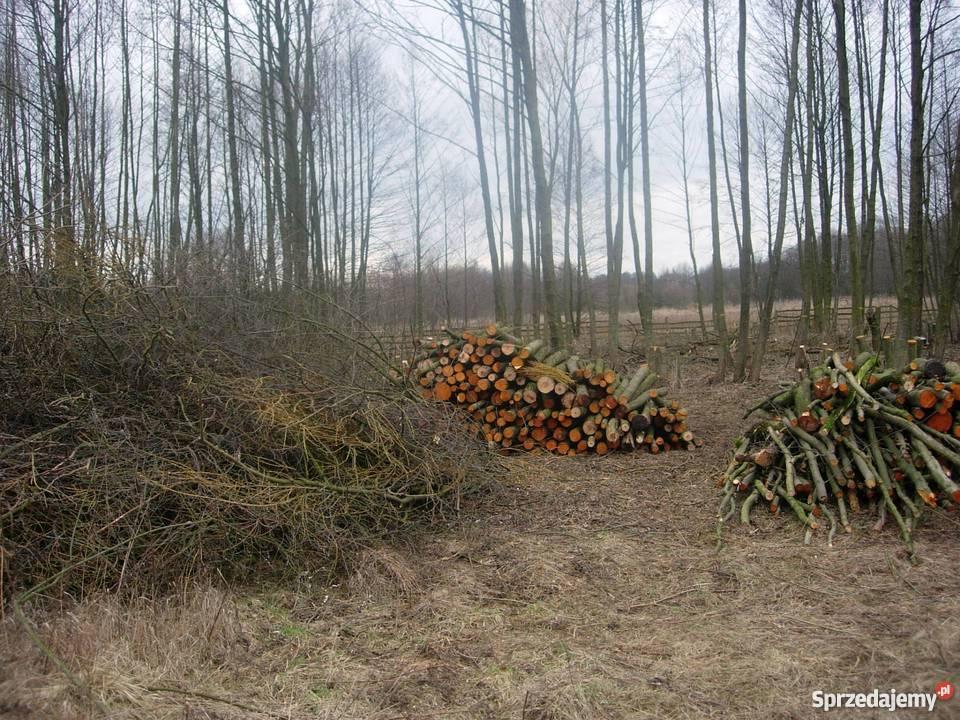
[2,355,958,720]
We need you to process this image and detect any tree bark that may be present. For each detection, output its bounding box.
[933,119,960,355]
[750,0,804,380]
[702,0,729,381]
[733,0,753,381]
[454,0,506,322]
[832,0,863,335]
[900,0,925,340]
[511,0,561,347]
[636,0,654,348]
[600,0,619,355]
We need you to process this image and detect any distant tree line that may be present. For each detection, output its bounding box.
[1,0,958,379]
[363,230,911,335]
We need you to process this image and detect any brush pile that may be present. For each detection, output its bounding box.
[411,325,700,455]
[1,278,490,602]
[719,351,960,552]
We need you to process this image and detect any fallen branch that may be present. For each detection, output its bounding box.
[718,351,960,554]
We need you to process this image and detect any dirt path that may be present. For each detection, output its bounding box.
[3,377,959,719]
[294,380,957,720]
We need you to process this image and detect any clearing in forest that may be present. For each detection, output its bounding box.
[3,365,958,719]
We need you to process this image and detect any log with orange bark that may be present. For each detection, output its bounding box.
[719,353,960,555]
[409,325,699,456]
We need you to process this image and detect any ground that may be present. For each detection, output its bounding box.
[2,362,959,720]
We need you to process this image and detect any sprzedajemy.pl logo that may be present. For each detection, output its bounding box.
[811,682,954,712]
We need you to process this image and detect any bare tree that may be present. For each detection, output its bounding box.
[833,0,863,334]
[511,0,561,346]
[1,0,956,348]
[933,118,960,355]
[600,0,620,355]
[750,0,804,379]
[635,0,654,348]
[674,65,707,339]
[453,0,506,322]
[733,0,753,381]
[899,0,925,340]
[702,0,730,380]
[167,0,183,274]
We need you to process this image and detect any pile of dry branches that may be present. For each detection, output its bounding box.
[719,350,960,553]
[0,276,490,603]
[411,325,700,455]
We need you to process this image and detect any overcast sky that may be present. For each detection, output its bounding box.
[371,0,771,277]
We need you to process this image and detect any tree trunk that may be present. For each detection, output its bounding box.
[167,0,182,275]
[702,0,729,381]
[733,0,752,381]
[455,0,506,322]
[799,0,818,342]
[411,61,424,336]
[636,0,654,348]
[678,77,707,340]
[933,119,960,355]
[900,0,925,340]
[600,0,618,356]
[562,1,581,339]
[511,0,561,347]
[750,0,804,380]
[500,3,524,328]
[833,0,863,335]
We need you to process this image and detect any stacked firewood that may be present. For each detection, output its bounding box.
[720,351,960,552]
[410,325,700,455]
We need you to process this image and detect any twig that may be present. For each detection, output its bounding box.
[625,583,712,609]
[144,686,288,718]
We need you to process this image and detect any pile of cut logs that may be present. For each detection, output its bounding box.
[411,325,699,455]
[720,351,960,552]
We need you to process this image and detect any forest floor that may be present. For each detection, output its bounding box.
[2,358,959,720]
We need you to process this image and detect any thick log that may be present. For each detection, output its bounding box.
[412,330,697,456]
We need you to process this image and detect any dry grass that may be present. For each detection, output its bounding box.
[0,277,492,601]
[2,356,959,719]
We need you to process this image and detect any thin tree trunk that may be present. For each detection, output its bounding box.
[521,98,539,330]
[562,1,580,338]
[703,0,729,380]
[733,0,752,381]
[812,0,834,329]
[511,0,561,346]
[750,0,804,379]
[167,0,182,274]
[411,61,424,336]
[258,9,278,292]
[455,0,506,322]
[833,0,863,335]
[500,3,524,328]
[612,0,626,357]
[223,0,244,283]
[574,106,595,352]
[51,0,74,276]
[636,0,654,348]
[900,0,925,340]
[712,6,741,257]
[600,0,618,355]
[678,78,707,340]
[799,0,819,341]
[933,119,960,355]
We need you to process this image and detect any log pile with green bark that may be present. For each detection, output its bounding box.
[411,325,700,455]
[719,351,960,552]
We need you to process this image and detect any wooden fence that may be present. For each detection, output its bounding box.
[360,303,939,357]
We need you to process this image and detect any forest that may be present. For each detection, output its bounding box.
[2,0,958,374]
